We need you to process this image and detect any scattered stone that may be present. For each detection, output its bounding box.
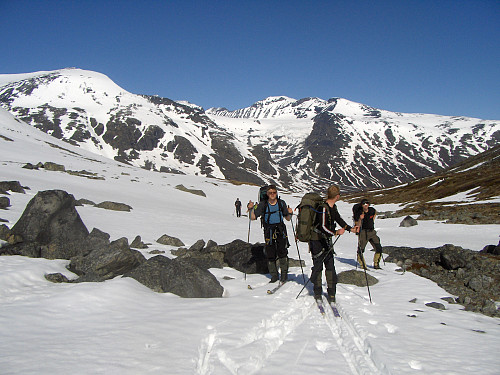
[188,239,206,252]
[399,215,418,227]
[409,298,417,303]
[148,249,165,255]
[175,184,206,197]
[0,181,27,194]
[440,297,457,304]
[43,162,66,171]
[157,234,185,247]
[425,302,446,310]
[45,273,71,283]
[384,244,500,317]
[337,270,378,287]
[76,198,96,206]
[95,201,132,211]
[0,196,10,209]
[130,235,148,249]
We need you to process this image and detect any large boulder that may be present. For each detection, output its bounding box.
[69,237,146,282]
[222,240,269,274]
[0,190,90,259]
[124,255,173,293]
[161,258,224,298]
[440,246,468,270]
[157,234,185,247]
[338,270,378,287]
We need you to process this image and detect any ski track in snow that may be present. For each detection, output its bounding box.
[195,282,393,375]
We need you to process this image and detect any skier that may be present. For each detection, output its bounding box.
[234,198,242,217]
[353,199,383,269]
[310,184,357,302]
[247,185,293,283]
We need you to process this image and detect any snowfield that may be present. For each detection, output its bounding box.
[1,107,499,374]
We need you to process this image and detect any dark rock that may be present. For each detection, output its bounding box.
[95,201,132,211]
[440,246,468,270]
[43,162,66,171]
[157,234,185,247]
[425,302,446,310]
[205,240,218,250]
[124,255,172,293]
[175,184,206,197]
[337,270,378,287]
[76,198,96,206]
[178,251,226,270]
[160,258,224,298]
[69,244,145,282]
[0,196,10,209]
[149,249,165,255]
[188,239,206,252]
[223,240,268,274]
[399,216,418,227]
[383,244,500,318]
[441,297,457,304]
[0,190,90,259]
[0,224,10,240]
[130,235,148,249]
[45,273,71,283]
[0,181,27,194]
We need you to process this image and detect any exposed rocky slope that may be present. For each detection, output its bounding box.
[1,68,498,192]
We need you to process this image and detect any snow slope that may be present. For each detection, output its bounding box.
[1,107,499,374]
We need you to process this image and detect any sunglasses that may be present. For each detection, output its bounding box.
[267,191,277,195]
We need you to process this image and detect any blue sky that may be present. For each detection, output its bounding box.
[1,0,499,119]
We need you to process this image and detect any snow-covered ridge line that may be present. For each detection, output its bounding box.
[1,68,499,192]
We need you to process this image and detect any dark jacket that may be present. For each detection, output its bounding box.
[358,207,376,230]
[312,203,352,240]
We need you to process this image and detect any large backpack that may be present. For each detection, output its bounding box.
[295,192,324,242]
[352,202,363,222]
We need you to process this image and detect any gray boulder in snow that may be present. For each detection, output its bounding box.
[95,201,133,212]
[222,239,269,274]
[157,234,185,247]
[130,235,148,249]
[0,180,27,194]
[399,215,418,227]
[0,196,10,209]
[0,190,90,259]
[337,270,378,287]
[161,258,224,298]
[125,255,173,293]
[69,237,146,282]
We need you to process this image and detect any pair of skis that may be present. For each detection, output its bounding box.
[316,296,341,318]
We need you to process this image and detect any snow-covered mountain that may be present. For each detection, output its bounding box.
[1,68,498,191]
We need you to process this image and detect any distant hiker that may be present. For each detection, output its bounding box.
[247,185,293,283]
[353,199,383,269]
[235,198,242,217]
[309,184,357,302]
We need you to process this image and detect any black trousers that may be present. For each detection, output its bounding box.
[309,238,337,290]
[264,224,289,261]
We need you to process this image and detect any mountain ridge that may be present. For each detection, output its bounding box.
[1,68,498,192]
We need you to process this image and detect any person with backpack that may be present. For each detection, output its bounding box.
[234,198,242,217]
[353,199,383,269]
[247,185,293,283]
[309,184,357,302]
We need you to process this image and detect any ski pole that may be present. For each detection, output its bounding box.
[295,234,341,299]
[289,212,306,284]
[245,210,252,280]
[357,221,372,303]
